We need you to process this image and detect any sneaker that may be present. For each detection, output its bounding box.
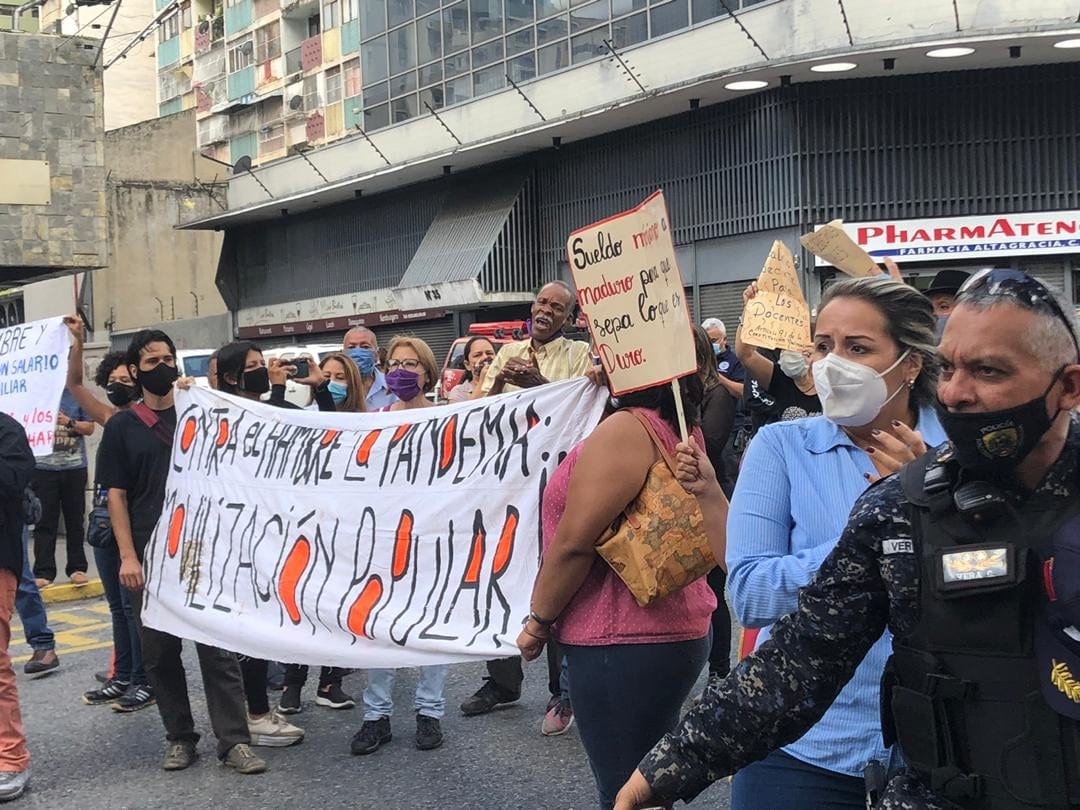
[0,768,30,801]
[278,684,303,715]
[247,712,304,747]
[83,678,130,706]
[459,678,520,716]
[223,743,267,774]
[23,650,58,678]
[162,742,197,771]
[94,670,110,684]
[350,717,391,755]
[541,698,574,736]
[69,572,89,587]
[112,684,156,713]
[415,714,444,751]
[314,683,355,710]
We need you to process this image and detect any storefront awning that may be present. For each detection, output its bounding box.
[392,170,528,311]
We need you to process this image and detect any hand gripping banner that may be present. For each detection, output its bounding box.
[141,378,606,668]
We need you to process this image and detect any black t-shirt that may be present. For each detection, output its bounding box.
[96,406,176,559]
[765,367,822,421]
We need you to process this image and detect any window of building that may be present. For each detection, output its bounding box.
[324,0,339,28]
[344,57,362,96]
[255,22,280,61]
[505,0,533,31]
[362,34,388,84]
[307,13,321,36]
[181,1,192,29]
[343,0,359,22]
[649,0,687,37]
[388,22,417,74]
[611,10,646,47]
[325,65,342,103]
[158,11,180,42]
[442,2,469,53]
[388,0,414,27]
[303,74,321,110]
[417,12,441,64]
[469,0,502,43]
[360,0,386,35]
[228,36,254,71]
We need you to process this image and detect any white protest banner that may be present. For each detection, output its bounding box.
[800,219,880,278]
[141,379,606,669]
[567,190,696,397]
[741,241,812,353]
[0,317,70,457]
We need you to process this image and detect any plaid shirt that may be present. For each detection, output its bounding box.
[479,336,593,395]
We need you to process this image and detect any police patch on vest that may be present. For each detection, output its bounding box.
[1051,660,1080,703]
[941,547,1009,584]
[883,539,913,555]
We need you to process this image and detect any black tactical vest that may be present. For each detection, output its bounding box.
[884,451,1080,809]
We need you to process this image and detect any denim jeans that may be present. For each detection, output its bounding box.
[731,749,866,810]
[363,665,448,720]
[563,636,709,810]
[93,543,144,684]
[16,528,53,652]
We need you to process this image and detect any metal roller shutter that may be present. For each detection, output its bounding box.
[371,315,459,369]
[697,282,748,335]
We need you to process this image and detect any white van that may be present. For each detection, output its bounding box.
[261,345,323,407]
[176,349,215,388]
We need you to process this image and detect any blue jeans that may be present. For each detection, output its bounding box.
[731,749,866,810]
[363,665,448,720]
[16,528,53,651]
[563,636,710,810]
[93,543,145,684]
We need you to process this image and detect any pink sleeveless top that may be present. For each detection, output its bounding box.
[542,407,717,646]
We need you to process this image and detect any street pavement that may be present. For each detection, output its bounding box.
[11,598,732,809]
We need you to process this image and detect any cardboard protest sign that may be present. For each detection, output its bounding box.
[800,219,880,278]
[566,190,696,396]
[0,317,70,456]
[741,241,812,353]
[142,379,607,668]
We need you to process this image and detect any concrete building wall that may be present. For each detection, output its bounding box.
[0,31,107,284]
[40,0,158,131]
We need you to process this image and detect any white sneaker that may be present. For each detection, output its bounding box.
[0,768,29,801]
[247,712,304,747]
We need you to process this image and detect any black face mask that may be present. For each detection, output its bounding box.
[137,363,178,397]
[241,366,270,395]
[936,372,1061,478]
[105,382,137,407]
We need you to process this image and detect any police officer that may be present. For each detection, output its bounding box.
[614,269,1080,810]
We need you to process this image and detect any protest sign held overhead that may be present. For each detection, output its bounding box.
[0,317,69,457]
[141,379,606,669]
[567,190,696,396]
[800,220,880,278]
[741,241,812,353]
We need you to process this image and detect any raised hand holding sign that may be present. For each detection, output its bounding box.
[740,240,812,353]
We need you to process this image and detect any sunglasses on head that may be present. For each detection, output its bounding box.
[959,268,1080,361]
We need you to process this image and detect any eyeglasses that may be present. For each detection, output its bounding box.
[959,268,1080,360]
[387,358,421,371]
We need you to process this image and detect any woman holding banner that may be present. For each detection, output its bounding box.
[515,372,722,810]
[723,276,944,809]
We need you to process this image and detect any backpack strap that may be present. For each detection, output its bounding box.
[131,403,174,448]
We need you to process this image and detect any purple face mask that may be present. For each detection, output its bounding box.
[385,368,422,401]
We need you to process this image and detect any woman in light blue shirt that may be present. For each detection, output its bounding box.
[726,276,946,809]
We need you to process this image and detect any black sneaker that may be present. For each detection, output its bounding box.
[112,684,156,713]
[83,679,130,706]
[23,649,59,678]
[278,684,303,715]
[350,718,392,755]
[459,678,520,716]
[415,715,443,751]
[315,683,355,710]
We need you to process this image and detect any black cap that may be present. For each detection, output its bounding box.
[1036,513,1080,720]
[925,269,972,297]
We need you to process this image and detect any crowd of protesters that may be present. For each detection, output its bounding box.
[3,261,1076,810]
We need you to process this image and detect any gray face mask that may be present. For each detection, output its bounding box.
[934,316,948,345]
[778,350,810,380]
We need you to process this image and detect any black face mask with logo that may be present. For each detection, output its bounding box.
[137,363,179,397]
[105,382,138,407]
[936,372,1061,479]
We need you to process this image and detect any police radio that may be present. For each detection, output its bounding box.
[953,480,1010,523]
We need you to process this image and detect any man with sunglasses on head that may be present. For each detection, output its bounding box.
[616,269,1080,810]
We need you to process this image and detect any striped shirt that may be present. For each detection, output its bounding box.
[479,336,593,395]
[726,405,946,777]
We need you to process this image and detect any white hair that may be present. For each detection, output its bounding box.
[701,318,726,335]
[959,290,1080,372]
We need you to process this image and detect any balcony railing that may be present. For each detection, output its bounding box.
[284,46,302,75]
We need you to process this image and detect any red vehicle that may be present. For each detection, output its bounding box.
[438,321,528,398]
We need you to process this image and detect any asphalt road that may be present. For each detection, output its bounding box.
[12,598,732,810]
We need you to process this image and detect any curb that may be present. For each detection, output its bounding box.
[40,579,104,604]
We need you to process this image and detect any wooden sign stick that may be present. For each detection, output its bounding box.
[671,379,689,443]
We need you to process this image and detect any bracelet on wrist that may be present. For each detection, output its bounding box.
[528,610,556,627]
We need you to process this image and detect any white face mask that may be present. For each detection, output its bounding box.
[812,349,911,427]
[778,350,809,380]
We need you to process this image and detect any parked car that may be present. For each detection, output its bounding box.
[262,345,323,407]
[176,349,215,388]
[437,321,528,400]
